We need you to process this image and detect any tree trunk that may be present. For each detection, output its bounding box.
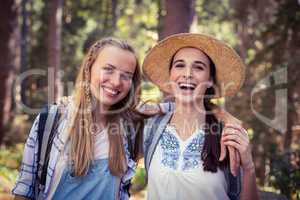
[284,14,300,151]
[48,0,63,103]
[111,0,118,30]
[20,0,30,108]
[0,0,21,143]
[156,0,164,38]
[159,0,195,40]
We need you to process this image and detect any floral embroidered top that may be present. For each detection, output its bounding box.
[147,124,230,200]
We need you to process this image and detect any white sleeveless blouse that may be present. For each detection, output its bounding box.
[147,125,229,200]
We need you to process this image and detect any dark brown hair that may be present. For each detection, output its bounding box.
[201,55,228,172]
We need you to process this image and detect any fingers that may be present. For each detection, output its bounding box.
[219,138,227,161]
[223,126,249,143]
[228,146,237,176]
[221,124,246,175]
[222,140,240,150]
[220,138,240,176]
[236,149,241,170]
[222,124,253,171]
[222,137,249,155]
[224,139,254,170]
[222,124,249,145]
[224,124,248,136]
[222,134,246,145]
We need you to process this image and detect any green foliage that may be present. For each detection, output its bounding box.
[268,149,300,199]
[5,0,299,198]
[130,166,147,193]
[141,82,162,102]
[196,0,238,46]
[115,0,159,60]
[0,144,24,192]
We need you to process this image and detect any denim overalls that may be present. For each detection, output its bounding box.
[52,119,136,200]
[52,158,120,200]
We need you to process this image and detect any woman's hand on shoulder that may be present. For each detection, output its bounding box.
[221,124,255,172]
[213,106,245,176]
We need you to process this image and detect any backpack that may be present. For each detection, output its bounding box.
[35,104,61,196]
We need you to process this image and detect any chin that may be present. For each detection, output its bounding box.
[102,100,119,107]
[175,95,194,104]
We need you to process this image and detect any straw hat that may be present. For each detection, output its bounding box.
[142,33,246,97]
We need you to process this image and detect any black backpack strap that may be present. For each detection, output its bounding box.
[40,108,60,186]
[37,106,49,166]
[35,105,49,198]
[36,104,59,189]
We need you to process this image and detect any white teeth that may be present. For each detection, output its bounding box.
[103,87,119,95]
[178,83,196,89]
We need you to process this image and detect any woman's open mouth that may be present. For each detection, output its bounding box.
[178,82,196,91]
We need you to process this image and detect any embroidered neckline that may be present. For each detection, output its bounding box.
[165,124,204,144]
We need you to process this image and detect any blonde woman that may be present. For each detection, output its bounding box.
[13,38,144,200]
[143,33,260,200]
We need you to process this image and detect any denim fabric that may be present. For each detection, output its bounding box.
[52,159,119,200]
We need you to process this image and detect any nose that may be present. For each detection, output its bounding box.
[183,65,193,79]
[110,73,122,88]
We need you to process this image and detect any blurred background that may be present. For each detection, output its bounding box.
[0,0,299,199]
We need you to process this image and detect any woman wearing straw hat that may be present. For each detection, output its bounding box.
[143,33,259,200]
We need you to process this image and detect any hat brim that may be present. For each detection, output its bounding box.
[142,33,245,97]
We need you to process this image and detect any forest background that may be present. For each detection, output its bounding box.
[0,0,299,199]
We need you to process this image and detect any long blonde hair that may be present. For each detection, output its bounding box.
[68,38,142,177]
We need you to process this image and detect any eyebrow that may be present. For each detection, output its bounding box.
[106,63,134,75]
[173,59,184,65]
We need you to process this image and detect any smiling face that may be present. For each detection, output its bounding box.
[169,47,213,103]
[90,45,137,110]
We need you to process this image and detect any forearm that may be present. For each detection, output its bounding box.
[212,106,242,125]
[137,101,174,115]
[240,165,260,200]
[14,194,31,200]
[12,115,40,200]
